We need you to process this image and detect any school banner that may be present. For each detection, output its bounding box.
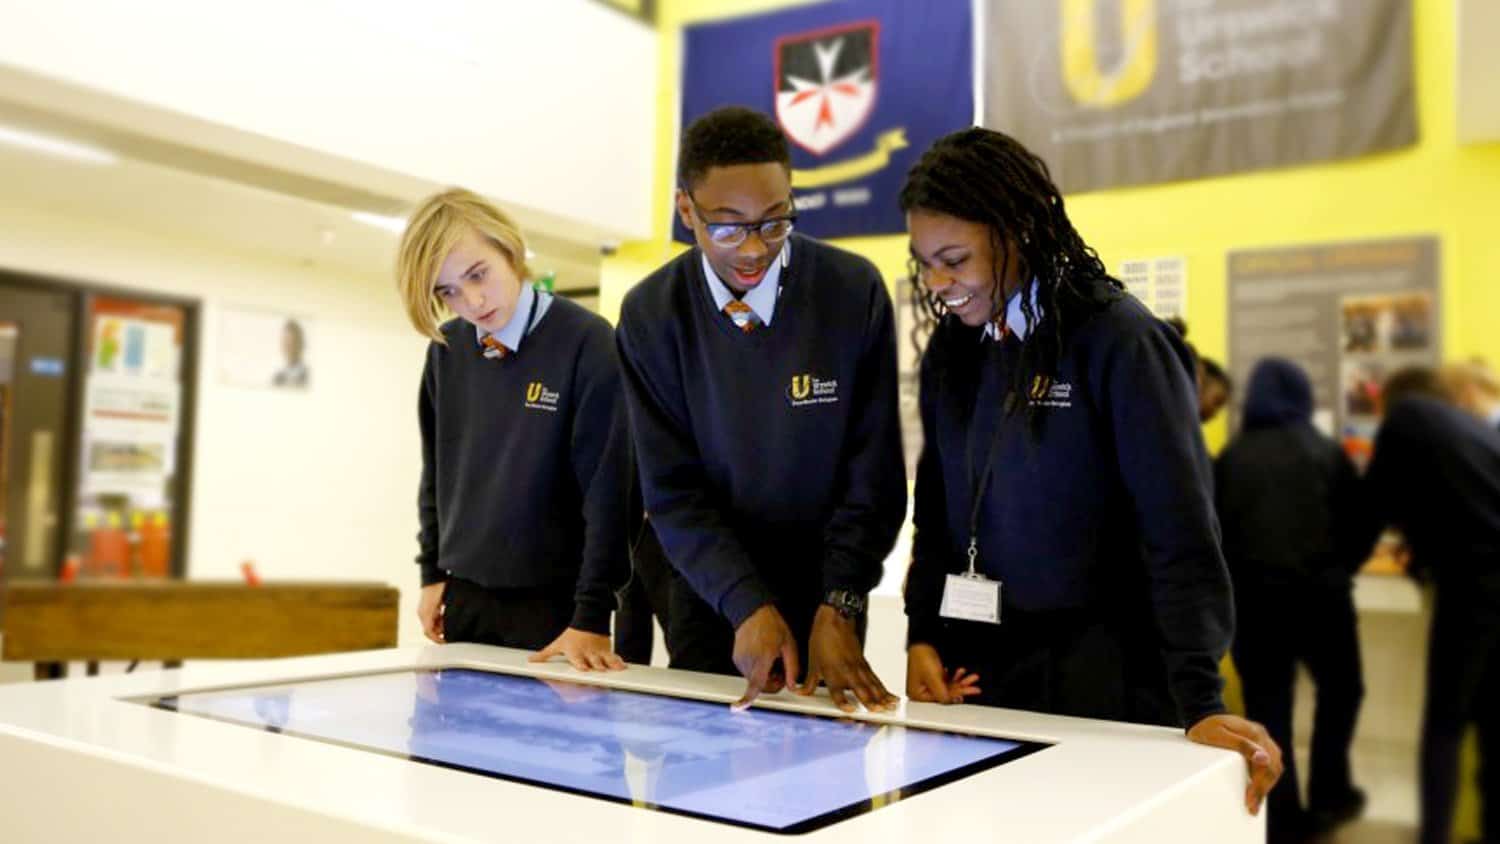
[983,0,1416,193]
[676,0,973,241]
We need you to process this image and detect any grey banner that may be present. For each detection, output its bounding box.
[1226,236,1439,464]
[983,0,1416,193]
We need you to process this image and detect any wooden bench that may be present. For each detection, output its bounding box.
[1,581,399,680]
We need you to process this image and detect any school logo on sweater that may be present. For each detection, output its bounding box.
[524,381,560,412]
[788,373,839,407]
[1028,377,1074,409]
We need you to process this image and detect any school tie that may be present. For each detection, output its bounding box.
[481,335,509,359]
[723,299,760,334]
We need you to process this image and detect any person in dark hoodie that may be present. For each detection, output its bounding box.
[1215,358,1368,842]
[900,127,1281,818]
[1361,367,1500,844]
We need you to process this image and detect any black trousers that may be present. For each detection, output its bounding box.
[1419,585,1500,844]
[933,605,1179,728]
[614,522,674,665]
[441,576,573,651]
[1233,582,1365,843]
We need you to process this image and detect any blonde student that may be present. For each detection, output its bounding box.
[397,188,630,671]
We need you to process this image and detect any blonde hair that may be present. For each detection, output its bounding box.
[396,188,532,343]
[1441,359,1500,401]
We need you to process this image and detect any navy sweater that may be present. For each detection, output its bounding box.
[415,297,631,635]
[1215,359,1366,588]
[906,291,1233,727]
[616,234,907,627]
[1362,397,1500,598]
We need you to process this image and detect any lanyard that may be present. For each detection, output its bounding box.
[964,328,1017,577]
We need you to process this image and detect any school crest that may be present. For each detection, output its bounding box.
[774,21,879,156]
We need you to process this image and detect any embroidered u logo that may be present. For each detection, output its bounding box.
[790,375,812,400]
[526,382,543,403]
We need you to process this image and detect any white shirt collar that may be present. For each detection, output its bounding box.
[1488,405,1500,430]
[700,241,789,327]
[475,282,544,352]
[982,281,1041,342]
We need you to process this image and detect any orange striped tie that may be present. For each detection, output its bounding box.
[723,300,759,334]
[481,335,509,359]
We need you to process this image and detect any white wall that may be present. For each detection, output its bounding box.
[0,0,659,240]
[0,203,430,644]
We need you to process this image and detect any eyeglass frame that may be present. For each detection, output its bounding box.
[683,191,799,247]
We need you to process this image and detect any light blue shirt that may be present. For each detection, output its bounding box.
[475,282,553,352]
[982,281,1041,342]
[700,241,789,327]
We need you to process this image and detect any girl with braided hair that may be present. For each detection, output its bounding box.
[899,127,1281,819]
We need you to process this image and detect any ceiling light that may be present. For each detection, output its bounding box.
[0,125,118,165]
[350,211,408,234]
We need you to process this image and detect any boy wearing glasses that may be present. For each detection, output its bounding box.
[616,106,906,712]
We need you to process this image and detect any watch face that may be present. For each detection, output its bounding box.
[828,591,865,616]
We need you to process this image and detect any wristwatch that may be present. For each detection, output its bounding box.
[823,589,868,619]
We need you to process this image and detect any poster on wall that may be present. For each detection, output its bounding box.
[1118,256,1187,320]
[1226,236,1440,468]
[73,295,192,579]
[218,306,312,390]
[983,0,1416,193]
[677,0,973,241]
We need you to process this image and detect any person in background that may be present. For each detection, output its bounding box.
[1215,358,1368,843]
[616,106,907,712]
[1198,357,1232,424]
[1360,366,1500,844]
[1443,359,1500,432]
[1160,316,1232,424]
[899,126,1281,818]
[396,188,631,671]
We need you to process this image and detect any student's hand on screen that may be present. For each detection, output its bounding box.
[731,604,801,711]
[529,628,627,672]
[1186,713,1284,815]
[906,643,981,705]
[802,606,900,713]
[417,582,446,644]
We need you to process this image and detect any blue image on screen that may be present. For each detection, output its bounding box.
[155,668,1039,833]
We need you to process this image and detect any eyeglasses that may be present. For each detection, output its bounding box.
[687,194,797,247]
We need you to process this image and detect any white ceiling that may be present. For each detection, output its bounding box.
[0,120,602,291]
[0,0,657,241]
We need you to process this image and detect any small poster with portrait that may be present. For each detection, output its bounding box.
[218,306,312,391]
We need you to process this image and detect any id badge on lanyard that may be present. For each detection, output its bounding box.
[940,537,1001,624]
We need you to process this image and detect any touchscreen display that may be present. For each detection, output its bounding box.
[153,668,1043,834]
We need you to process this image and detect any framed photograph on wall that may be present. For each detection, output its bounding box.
[218,306,312,391]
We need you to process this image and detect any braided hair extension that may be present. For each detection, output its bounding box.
[899,127,1122,426]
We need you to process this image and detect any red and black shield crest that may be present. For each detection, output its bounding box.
[774,20,880,157]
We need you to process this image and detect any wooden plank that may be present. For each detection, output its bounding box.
[0,582,398,661]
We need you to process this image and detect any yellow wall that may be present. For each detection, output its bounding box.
[602,0,1500,449]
